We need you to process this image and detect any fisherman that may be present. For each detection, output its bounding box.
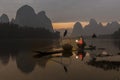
[76,36,86,60]
[76,36,86,50]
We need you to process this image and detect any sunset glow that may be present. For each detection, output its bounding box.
[52,21,89,29]
[52,21,109,29]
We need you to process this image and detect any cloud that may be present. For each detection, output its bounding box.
[32,0,120,22]
[0,0,120,22]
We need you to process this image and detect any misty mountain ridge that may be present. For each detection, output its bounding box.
[71,22,84,36]
[0,5,120,37]
[15,5,54,32]
[0,14,9,23]
[0,5,54,32]
[71,19,120,36]
[0,5,60,39]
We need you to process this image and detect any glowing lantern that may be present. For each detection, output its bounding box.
[76,56,79,59]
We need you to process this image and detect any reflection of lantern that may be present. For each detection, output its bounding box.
[75,40,78,42]
[75,54,83,60]
[79,54,83,60]
[76,56,79,59]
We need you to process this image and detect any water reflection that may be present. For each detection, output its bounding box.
[0,39,59,73]
[114,39,120,50]
[0,38,120,75]
[0,52,10,65]
[35,51,73,73]
[81,39,120,71]
[36,56,52,68]
[16,52,36,73]
[51,56,72,73]
[87,60,120,71]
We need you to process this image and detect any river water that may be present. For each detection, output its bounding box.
[0,38,119,80]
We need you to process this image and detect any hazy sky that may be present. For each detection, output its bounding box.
[0,0,120,22]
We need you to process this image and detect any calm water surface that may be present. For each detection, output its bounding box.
[0,39,120,80]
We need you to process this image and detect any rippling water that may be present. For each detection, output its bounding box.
[0,38,120,80]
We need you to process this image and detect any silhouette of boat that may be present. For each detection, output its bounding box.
[33,43,96,58]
